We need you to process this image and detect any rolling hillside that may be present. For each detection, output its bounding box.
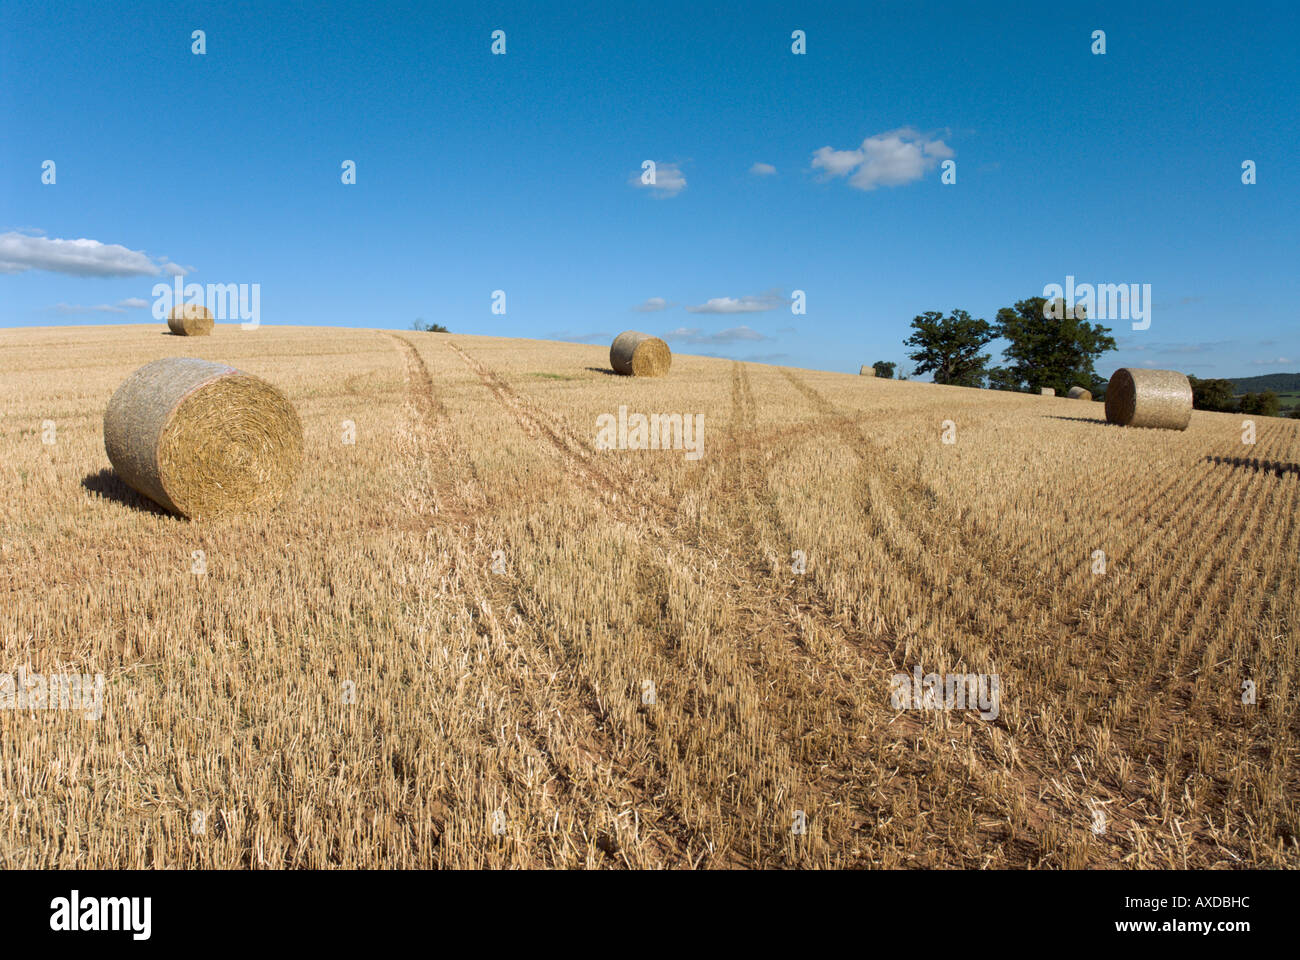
[1,324,1297,868]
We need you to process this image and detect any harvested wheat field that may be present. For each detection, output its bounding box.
[1,323,1297,869]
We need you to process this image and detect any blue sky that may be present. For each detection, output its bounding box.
[2,0,1296,379]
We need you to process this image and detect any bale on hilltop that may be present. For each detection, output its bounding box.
[610,331,671,377]
[860,365,875,376]
[167,304,215,336]
[1040,387,1055,396]
[1104,367,1193,431]
[1067,386,1093,401]
[103,357,303,518]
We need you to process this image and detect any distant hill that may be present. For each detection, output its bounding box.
[1226,372,1300,393]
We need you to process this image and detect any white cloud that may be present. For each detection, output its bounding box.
[0,231,179,277]
[549,331,611,344]
[685,290,787,314]
[43,296,151,315]
[922,139,955,160]
[811,127,953,191]
[663,326,771,345]
[48,302,127,314]
[809,147,863,177]
[697,351,792,363]
[1249,357,1292,365]
[629,162,686,197]
[633,297,671,312]
[749,162,777,176]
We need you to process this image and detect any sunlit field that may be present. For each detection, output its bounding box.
[1,323,1296,868]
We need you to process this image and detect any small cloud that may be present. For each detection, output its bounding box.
[47,302,127,314]
[0,231,178,277]
[663,325,771,345]
[811,127,953,191]
[695,351,791,363]
[809,147,863,178]
[1249,357,1292,366]
[118,297,149,308]
[1162,341,1230,355]
[550,331,611,344]
[749,162,777,176]
[922,140,955,160]
[633,297,672,312]
[629,162,686,197]
[1118,339,1233,356]
[685,289,788,314]
[1153,295,1203,309]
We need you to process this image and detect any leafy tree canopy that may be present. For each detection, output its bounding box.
[904,310,996,387]
[994,297,1116,394]
[1239,391,1281,418]
[1187,375,1237,413]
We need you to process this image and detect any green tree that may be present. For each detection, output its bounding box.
[1187,376,1237,412]
[1239,391,1281,417]
[985,366,1021,392]
[994,297,1116,394]
[904,310,996,387]
[412,318,449,333]
[872,360,896,379]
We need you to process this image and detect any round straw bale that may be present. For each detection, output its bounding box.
[1067,386,1093,401]
[1040,386,1055,396]
[167,303,214,336]
[103,358,303,518]
[860,365,876,376]
[1104,367,1192,430]
[610,330,671,377]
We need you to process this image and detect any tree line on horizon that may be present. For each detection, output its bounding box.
[889,297,1296,417]
[891,296,1115,397]
[412,317,450,333]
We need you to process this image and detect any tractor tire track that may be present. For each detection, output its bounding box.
[389,334,693,864]
[447,342,901,863]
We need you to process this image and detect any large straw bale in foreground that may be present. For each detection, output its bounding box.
[103,358,303,518]
[1067,386,1093,401]
[167,303,215,336]
[610,330,671,377]
[1104,367,1193,431]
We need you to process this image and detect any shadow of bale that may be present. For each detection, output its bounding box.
[1043,415,1117,426]
[81,468,174,517]
[1204,455,1300,478]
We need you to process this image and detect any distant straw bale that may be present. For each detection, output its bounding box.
[1040,387,1055,396]
[860,365,875,376]
[610,331,671,377]
[1104,367,1193,431]
[103,358,303,518]
[1067,386,1093,401]
[167,303,214,336]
